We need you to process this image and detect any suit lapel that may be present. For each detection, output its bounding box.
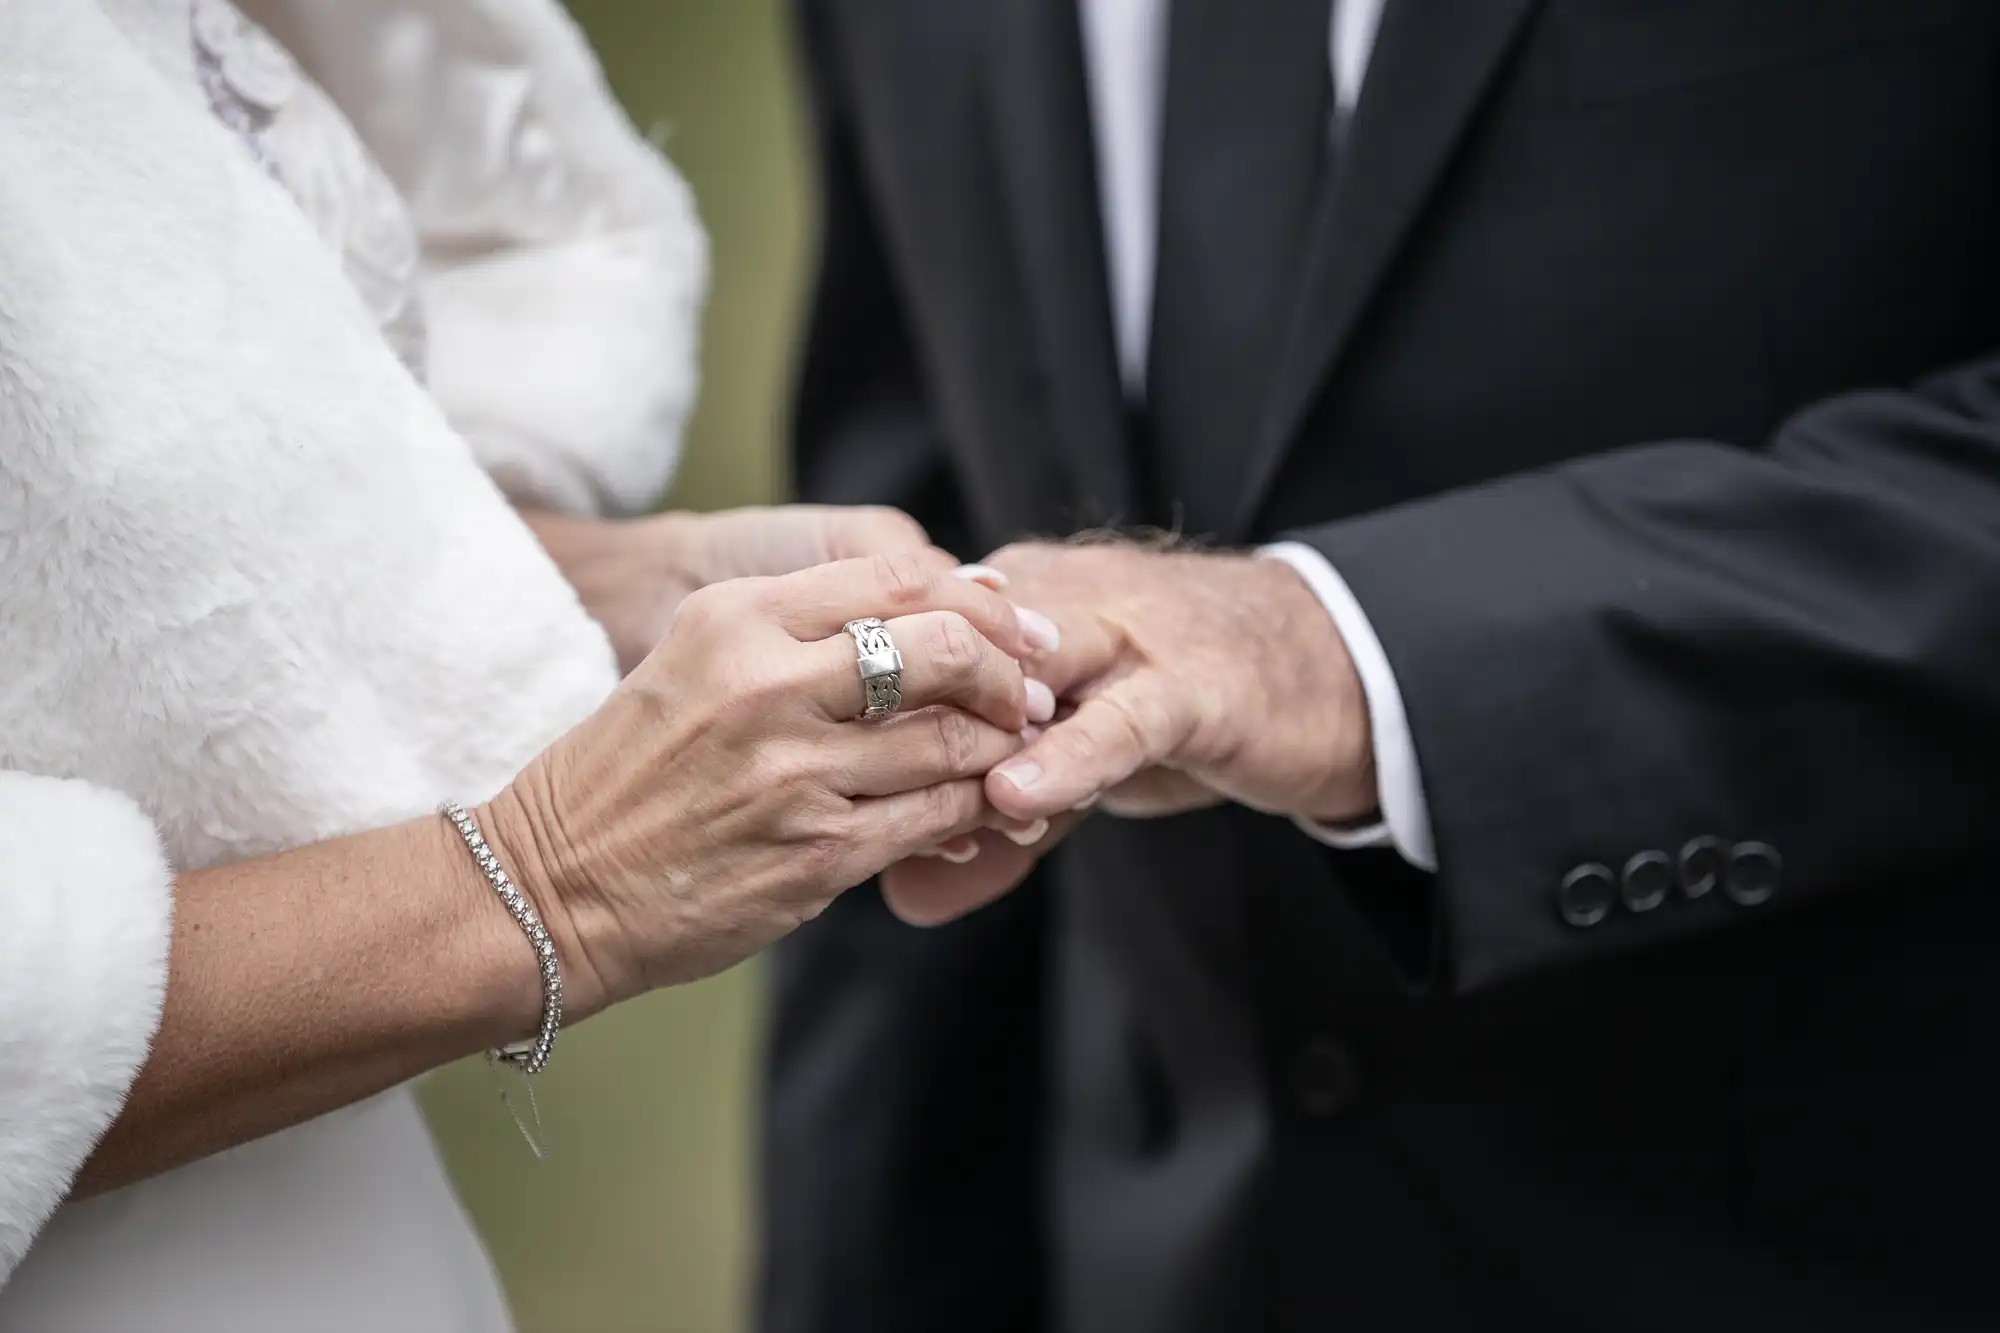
[985,0,1136,529]
[1229,0,1543,535]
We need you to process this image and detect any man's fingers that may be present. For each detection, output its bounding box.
[977,544,1136,696]
[997,592,1122,699]
[986,679,1189,821]
[880,813,1080,927]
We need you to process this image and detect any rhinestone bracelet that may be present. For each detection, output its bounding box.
[440,801,563,1077]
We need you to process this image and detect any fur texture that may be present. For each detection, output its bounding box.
[248,0,712,515]
[0,776,172,1277]
[0,0,698,1306]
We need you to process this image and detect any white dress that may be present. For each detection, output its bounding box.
[0,0,706,1326]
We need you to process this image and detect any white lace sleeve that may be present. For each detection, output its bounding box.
[245,0,710,516]
[0,774,172,1282]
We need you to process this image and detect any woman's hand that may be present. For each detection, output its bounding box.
[482,553,1060,1016]
[520,505,941,674]
[69,552,1056,1192]
[689,504,937,583]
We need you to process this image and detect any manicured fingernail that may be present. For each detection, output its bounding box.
[995,760,1042,792]
[1020,725,1044,743]
[937,837,981,864]
[1014,606,1061,652]
[1003,818,1050,847]
[1073,792,1100,811]
[1025,678,1057,724]
[955,564,1009,590]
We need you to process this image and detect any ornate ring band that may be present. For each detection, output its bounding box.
[843,617,904,719]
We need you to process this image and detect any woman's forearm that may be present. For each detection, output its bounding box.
[75,812,545,1196]
[70,550,1039,1199]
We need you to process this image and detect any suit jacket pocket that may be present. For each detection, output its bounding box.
[1558,0,1964,107]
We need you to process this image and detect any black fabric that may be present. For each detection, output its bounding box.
[759,8,1047,1331]
[763,2,2000,1330]
[1144,0,1332,532]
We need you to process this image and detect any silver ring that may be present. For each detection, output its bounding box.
[843,618,904,718]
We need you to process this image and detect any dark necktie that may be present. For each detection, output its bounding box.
[1145,0,1334,536]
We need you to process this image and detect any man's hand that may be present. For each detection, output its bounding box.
[986,542,1376,824]
[880,541,1377,928]
[520,505,939,673]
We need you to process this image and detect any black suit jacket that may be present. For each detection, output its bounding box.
[762,3,2000,1330]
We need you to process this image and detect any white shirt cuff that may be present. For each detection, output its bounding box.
[1257,542,1439,873]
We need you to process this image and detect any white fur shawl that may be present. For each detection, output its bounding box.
[0,0,704,1290]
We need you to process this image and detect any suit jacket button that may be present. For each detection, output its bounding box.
[1678,835,1726,899]
[1621,851,1673,913]
[1558,863,1616,927]
[1725,841,1782,906]
[1290,1038,1359,1119]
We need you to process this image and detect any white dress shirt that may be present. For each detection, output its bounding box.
[1077,0,1438,870]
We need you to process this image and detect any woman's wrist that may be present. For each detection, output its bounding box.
[82,812,587,1193]
[421,812,549,1048]
[477,780,621,1025]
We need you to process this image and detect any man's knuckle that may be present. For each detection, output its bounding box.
[1057,722,1107,768]
[1094,695,1155,758]
[1119,687,1169,738]
[1105,693,1147,741]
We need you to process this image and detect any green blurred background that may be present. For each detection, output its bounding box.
[418,3,810,1329]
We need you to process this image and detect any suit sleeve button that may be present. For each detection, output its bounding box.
[1621,850,1673,912]
[1558,863,1617,927]
[1678,835,1726,899]
[1725,841,1782,906]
